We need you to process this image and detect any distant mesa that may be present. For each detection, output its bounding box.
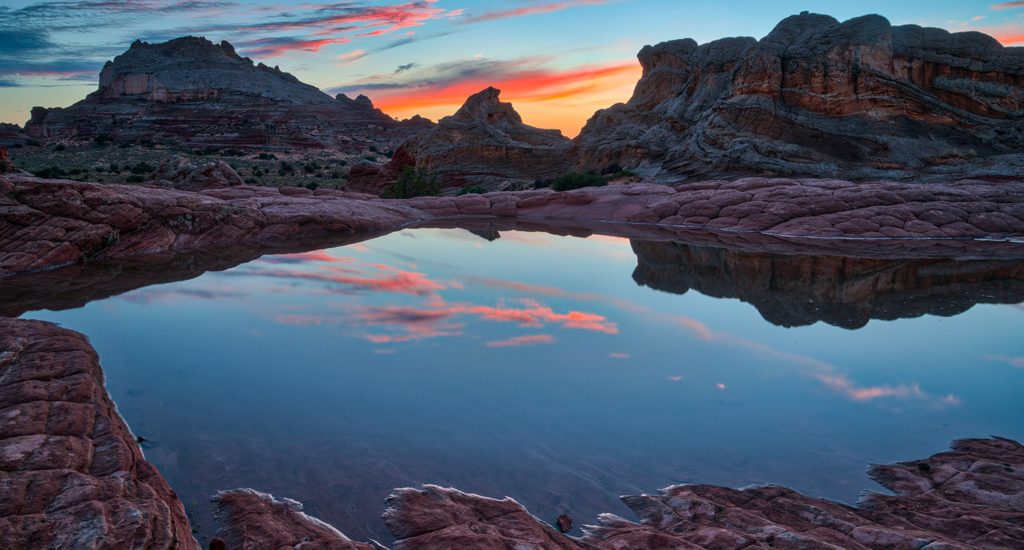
[348,87,573,194]
[23,36,431,150]
[574,12,1024,181]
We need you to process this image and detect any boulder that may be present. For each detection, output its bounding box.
[147,156,243,189]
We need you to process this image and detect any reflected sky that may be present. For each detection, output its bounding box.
[22,228,1024,544]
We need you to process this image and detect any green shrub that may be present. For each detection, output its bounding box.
[257,152,277,160]
[54,144,66,152]
[130,162,154,175]
[126,174,144,183]
[457,185,487,196]
[33,166,66,178]
[383,167,440,199]
[304,181,320,190]
[552,172,607,191]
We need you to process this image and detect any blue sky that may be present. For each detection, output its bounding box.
[1,1,1021,135]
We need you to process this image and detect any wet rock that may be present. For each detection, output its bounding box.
[556,514,573,533]
[0,318,198,549]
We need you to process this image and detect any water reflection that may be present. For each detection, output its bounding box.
[7,227,1024,545]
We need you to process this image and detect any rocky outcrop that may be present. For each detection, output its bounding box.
[350,88,572,193]
[575,12,1024,181]
[206,438,1024,549]
[147,156,243,189]
[212,489,377,550]
[23,37,429,150]
[0,123,28,147]
[632,241,1024,328]
[0,318,198,549]
[3,175,1024,278]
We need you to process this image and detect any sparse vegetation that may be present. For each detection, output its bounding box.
[457,185,488,195]
[552,171,607,191]
[383,166,440,199]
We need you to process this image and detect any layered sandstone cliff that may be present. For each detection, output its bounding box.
[575,12,1024,181]
[349,87,572,193]
[23,37,427,150]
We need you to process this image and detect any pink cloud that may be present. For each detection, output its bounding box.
[486,334,556,348]
[609,352,631,360]
[462,0,609,24]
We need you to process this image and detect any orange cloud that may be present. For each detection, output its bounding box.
[240,265,444,295]
[485,334,556,347]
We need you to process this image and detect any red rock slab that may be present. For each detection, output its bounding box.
[212,489,378,550]
[0,318,198,549]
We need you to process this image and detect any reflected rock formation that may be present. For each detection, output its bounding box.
[631,240,1024,329]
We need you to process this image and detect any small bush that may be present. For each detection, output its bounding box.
[278,161,294,176]
[552,172,606,191]
[54,144,66,152]
[126,174,144,183]
[257,152,277,160]
[34,166,66,178]
[245,177,258,184]
[457,185,487,196]
[130,162,154,175]
[533,179,552,189]
[109,163,121,174]
[93,134,113,146]
[304,182,320,190]
[383,166,440,199]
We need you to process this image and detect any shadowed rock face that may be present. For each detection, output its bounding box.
[23,37,426,150]
[631,240,1024,328]
[350,87,572,193]
[575,12,1024,181]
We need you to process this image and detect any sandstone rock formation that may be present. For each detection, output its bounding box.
[3,175,1024,278]
[575,12,1024,181]
[349,87,572,193]
[631,241,1024,329]
[148,156,244,189]
[0,318,198,549]
[0,123,28,146]
[23,37,428,150]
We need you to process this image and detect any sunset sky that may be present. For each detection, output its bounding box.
[1,0,1022,137]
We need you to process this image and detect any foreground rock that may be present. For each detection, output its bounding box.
[0,318,197,549]
[208,438,1024,549]
[631,240,1024,328]
[2,175,1024,277]
[23,37,427,151]
[350,88,572,193]
[575,12,1024,181]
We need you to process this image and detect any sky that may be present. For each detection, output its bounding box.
[1,1,1022,137]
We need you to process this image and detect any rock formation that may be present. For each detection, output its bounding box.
[631,241,1024,329]
[23,37,428,150]
[3,174,1024,278]
[205,437,1024,549]
[0,123,28,146]
[0,318,198,549]
[575,12,1024,181]
[349,87,572,193]
[147,156,244,189]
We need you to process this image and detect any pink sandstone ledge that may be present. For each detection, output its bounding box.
[3,175,1024,278]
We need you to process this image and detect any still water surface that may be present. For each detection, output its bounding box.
[22,229,1024,543]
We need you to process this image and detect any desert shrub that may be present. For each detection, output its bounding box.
[533,178,552,189]
[126,175,145,183]
[54,144,66,152]
[109,163,121,173]
[383,166,440,199]
[257,152,277,160]
[245,177,258,184]
[552,172,606,191]
[130,162,154,174]
[457,185,487,196]
[33,166,66,178]
[304,181,320,190]
[278,161,294,176]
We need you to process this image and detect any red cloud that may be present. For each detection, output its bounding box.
[241,265,444,295]
[486,334,556,347]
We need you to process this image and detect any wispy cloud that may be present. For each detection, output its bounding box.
[485,334,555,347]
[461,0,610,24]
[992,2,1024,10]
